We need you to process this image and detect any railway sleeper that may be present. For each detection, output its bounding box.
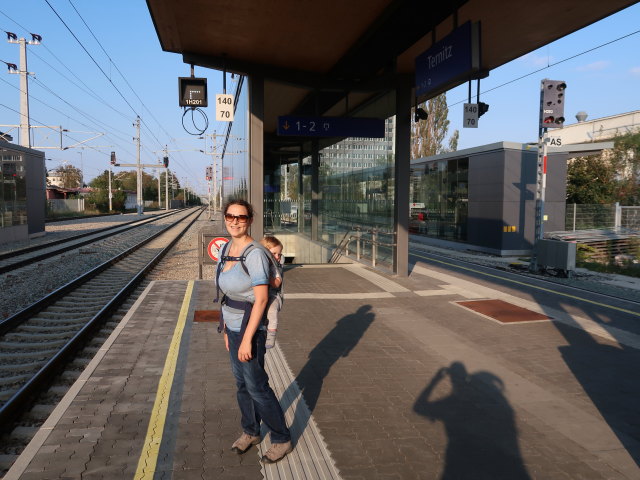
[0,374,33,391]
[28,312,94,321]
[0,338,68,349]
[0,360,48,372]
[0,347,60,358]
[2,332,81,342]
[46,303,109,312]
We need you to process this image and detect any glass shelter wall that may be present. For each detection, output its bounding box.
[1,149,27,229]
[265,117,396,267]
[410,157,468,241]
[220,76,250,205]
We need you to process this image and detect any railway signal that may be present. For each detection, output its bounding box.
[540,79,566,128]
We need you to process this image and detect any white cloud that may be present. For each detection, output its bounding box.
[576,60,611,72]
[630,66,640,77]
[517,52,553,67]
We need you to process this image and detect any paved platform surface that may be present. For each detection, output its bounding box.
[5,259,640,479]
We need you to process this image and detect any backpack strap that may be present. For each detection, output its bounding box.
[215,241,259,334]
[214,240,230,304]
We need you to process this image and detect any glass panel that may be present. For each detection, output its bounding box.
[409,156,469,242]
[263,116,396,269]
[220,75,249,205]
[1,150,27,228]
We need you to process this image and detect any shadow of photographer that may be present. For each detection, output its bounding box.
[413,361,531,480]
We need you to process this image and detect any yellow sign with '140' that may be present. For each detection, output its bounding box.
[216,94,234,122]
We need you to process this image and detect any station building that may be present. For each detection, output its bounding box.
[409,142,567,256]
[142,1,640,273]
[0,140,46,245]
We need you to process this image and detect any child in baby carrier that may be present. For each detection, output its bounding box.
[259,236,284,349]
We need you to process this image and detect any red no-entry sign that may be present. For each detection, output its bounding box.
[207,237,229,262]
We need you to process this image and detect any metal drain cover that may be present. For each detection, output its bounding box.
[456,299,551,323]
[193,310,220,322]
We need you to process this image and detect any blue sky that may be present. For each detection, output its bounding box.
[1,1,639,192]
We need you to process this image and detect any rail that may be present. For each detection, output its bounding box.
[331,226,396,268]
[0,208,204,430]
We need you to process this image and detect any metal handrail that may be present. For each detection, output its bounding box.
[329,228,353,263]
[336,226,396,267]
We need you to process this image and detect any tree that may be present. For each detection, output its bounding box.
[566,155,617,204]
[411,93,451,159]
[55,164,83,188]
[87,170,127,212]
[608,132,640,205]
[110,170,158,201]
[447,129,459,153]
[566,133,640,205]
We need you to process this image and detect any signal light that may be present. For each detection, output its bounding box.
[540,79,566,129]
[163,156,169,168]
[414,107,428,122]
[110,151,117,165]
[478,102,489,117]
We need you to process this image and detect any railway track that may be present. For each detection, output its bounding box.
[0,207,203,437]
[0,210,181,275]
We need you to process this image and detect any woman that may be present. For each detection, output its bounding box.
[217,199,292,463]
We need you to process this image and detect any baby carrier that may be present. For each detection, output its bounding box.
[214,241,282,338]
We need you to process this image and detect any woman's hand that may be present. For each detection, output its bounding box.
[224,331,229,351]
[238,339,252,362]
[236,283,269,362]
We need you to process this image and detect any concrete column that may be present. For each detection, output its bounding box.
[249,75,264,239]
[298,145,304,234]
[394,75,412,277]
[311,139,320,241]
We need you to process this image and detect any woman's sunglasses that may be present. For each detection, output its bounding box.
[224,213,250,223]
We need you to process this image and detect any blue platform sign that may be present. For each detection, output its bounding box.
[415,21,480,101]
[277,116,385,138]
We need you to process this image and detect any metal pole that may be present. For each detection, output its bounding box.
[108,167,113,211]
[372,229,378,267]
[530,81,547,272]
[18,38,31,148]
[135,116,143,214]
[165,168,169,210]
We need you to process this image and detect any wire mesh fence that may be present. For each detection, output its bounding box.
[621,206,640,230]
[565,203,640,231]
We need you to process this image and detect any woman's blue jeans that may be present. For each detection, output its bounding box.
[226,328,291,444]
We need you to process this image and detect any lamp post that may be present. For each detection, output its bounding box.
[77,150,83,187]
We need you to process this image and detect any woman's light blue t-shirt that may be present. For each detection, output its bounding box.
[218,246,270,332]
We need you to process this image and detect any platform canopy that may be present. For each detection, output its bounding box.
[146,0,637,161]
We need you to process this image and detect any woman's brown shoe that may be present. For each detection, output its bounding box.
[261,441,293,463]
[231,433,261,454]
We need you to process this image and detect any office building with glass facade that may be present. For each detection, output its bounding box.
[0,141,46,245]
[410,142,567,255]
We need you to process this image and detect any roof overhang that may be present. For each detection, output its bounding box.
[146,0,637,151]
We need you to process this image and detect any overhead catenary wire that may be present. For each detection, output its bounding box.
[29,48,132,122]
[1,9,198,178]
[0,101,110,156]
[60,2,202,179]
[448,28,640,108]
[1,75,137,159]
[66,0,180,145]
[42,0,183,171]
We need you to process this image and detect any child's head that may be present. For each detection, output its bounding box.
[260,236,283,261]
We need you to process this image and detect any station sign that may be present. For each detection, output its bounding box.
[277,115,385,138]
[178,77,208,108]
[463,103,479,128]
[415,21,481,102]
